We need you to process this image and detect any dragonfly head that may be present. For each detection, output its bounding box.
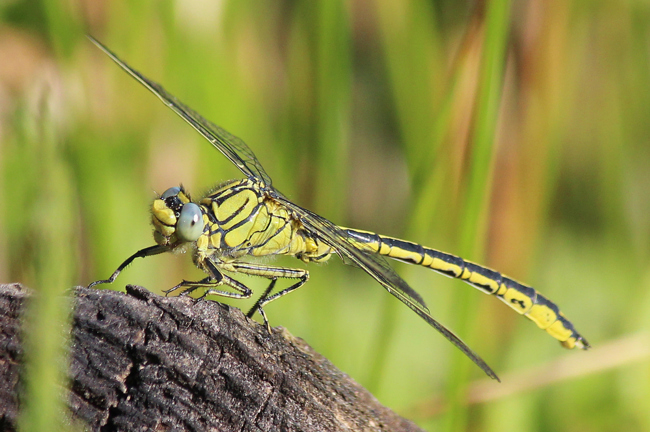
[152,186,205,247]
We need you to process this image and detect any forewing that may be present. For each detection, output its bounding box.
[89,35,498,381]
[274,195,499,381]
[89,36,272,187]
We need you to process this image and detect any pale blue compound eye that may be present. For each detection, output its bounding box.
[176,203,204,242]
[161,187,181,199]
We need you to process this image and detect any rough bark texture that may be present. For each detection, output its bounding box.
[0,283,424,432]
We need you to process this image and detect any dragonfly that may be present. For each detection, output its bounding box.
[88,36,590,381]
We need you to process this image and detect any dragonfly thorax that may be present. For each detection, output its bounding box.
[188,178,332,263]
[152,186,205,247]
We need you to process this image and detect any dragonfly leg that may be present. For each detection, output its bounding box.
[164,259,253,300]
[88,245,168,288]
[163,276,212,297]
[255,276,308,333]
[250,280,277,333]
[246,278,277,320]
[226,262,309,332]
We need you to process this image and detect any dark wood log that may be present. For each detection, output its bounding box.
[0,283,424,431]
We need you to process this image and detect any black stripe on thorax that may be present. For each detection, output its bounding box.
[208,182,262,206]
[221,201,266,234]
[248,212,294,252]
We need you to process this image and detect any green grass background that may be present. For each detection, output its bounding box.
[2,1,650,431]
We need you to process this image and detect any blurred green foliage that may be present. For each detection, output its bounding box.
[1,1,649,431]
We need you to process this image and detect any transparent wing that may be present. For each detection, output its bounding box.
[90,35,498,380]
[89,36,273,187]
[274,195,499,381]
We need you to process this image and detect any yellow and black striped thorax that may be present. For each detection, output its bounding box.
[198,179,333,260]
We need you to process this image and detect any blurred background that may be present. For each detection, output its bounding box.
[2,0,650,431]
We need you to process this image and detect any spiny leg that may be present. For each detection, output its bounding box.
[164,259,253,301]
[163,276,213,297]
[225,262,309,332]
[255,277,308,333]
[247,278,278,319]
[247,279,278,333]
[88,245,168,288]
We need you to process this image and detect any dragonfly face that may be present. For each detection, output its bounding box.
[151,186,205,247]
[87,36,590,382]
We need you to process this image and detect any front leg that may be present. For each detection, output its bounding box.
[88,245,168,288]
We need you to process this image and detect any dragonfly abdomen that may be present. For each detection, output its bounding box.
[345,228,589,350]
